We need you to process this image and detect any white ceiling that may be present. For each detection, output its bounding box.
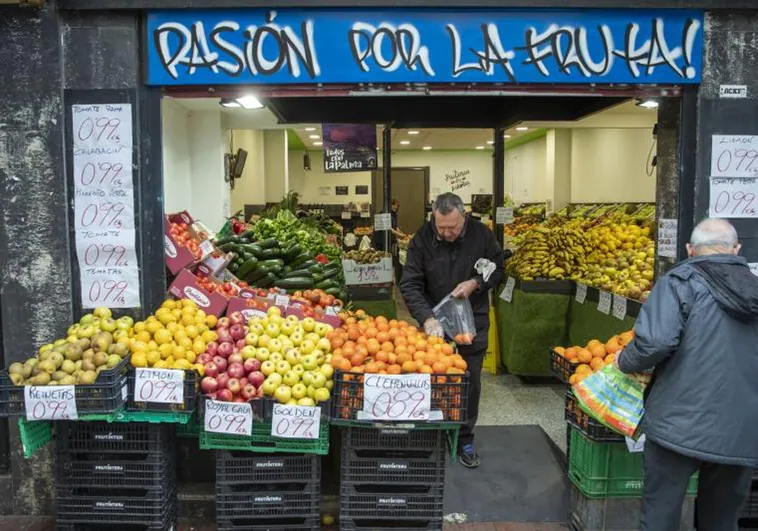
[167,97,657,152]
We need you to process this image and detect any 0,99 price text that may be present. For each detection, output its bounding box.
[204,399,253,436]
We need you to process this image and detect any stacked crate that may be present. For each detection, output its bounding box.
[738,472,758,529]
[339,426,447,531]
[215,451,321,530]
[55,421,177,531]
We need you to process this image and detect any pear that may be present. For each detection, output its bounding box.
[77,370,97,385]
[93,352,108,367]
[61,359,76,375]
[9,373,24,386]
[8,363,24,376]
[32,372,51,386]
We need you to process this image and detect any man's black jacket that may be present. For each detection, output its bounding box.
[400,217,505,354]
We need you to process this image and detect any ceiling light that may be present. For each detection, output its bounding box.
[313,141,323,146]
[487,140,494,145]
[475,146,485,150]
[636,99,659,109]
[504,134,511,139]
[516,126,529,131]
[237,95,263,109]
[408,131,419,135]
[219,98,241,108]
[400,140,411,145]
[309,135,320,139]
[305,127,317,131]
[423,146,432,151]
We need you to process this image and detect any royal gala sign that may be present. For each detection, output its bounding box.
[146,9,703,86]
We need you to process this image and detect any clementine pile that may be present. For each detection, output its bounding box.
[554,329,634,386]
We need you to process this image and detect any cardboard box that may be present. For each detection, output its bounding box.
[168,269,228,317]
[164,212,218,275]
[196,252,234,278]
[343,257,393,286]
[226,296,269,321]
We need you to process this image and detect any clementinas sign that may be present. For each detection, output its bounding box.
[146,9,703,85]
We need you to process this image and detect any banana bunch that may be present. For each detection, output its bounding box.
[506,225,590,281]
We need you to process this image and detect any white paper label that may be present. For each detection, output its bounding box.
[657,218,678,259]
[341,212,352,220]
[199,240,214,256]
[709,177,758,218]
[495,207,514,225]
[362,374,431,421]
[275,295,290,308]
[598,291,612,315]
[711,135,758,178]
[204,399,253,436]
[134,368,184,404]
[719,85,748,99]
[575,283,588,304]
[626,433,646,453]
[271,404,320,439]
[500,277,516,303]
[72,103,140,308]
[24,385,78,421]
[343,258,393,285]
[374,213,392,231]
[360,211,371,218]
[612,295,628,321]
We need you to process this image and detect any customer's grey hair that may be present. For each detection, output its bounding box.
[433,193,465,215]
[690,218,739,250]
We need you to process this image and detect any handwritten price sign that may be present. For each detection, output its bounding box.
[204,399,253,436]
[134,368,184,404]
[597,291,612,315]
[24,386,78,421]
[711,135,758,178]
[362,374,431,421]
[709,178,758,218]
[575,283,588,304]
[612,294,627,321]
[271,404,321,439]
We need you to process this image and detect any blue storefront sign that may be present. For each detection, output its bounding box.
[146,9,703,86]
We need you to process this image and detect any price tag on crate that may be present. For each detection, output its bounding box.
[134,368,184,404]
[204,399,253,436]
[597,291,612,315]
[275,294,290,308]
[24,385,78,421]
[361,374,431,421]
[271,404,321,439]
[360,211,370,218]
[612,295,627,321]
[500,277,516,303]
[199,239,214,256]
[575,283,587,304]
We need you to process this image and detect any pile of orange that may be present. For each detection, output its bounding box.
[328,314,468,376]
[554,330,634,385]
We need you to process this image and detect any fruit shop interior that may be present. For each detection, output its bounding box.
[160,87,669,509]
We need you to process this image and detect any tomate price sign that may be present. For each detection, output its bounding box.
[709,178,758,218]
[24,386,78,421]
[204,399,253,436]
[134,368,184,404]
[362,374,432,421]
[271,404,321,439]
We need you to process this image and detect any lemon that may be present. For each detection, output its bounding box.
[133,321,147,334]
[185,351,197,363]
[201,331,217,343]
[181,313,196,326]
[147,340,159,351]
[146,351,161,366]
[146,321,163,335]
[161,299,177,310]
[184,325,199,340]
[193,364,205,376]
[191,340,206,354]
[135,330,152,343]
[174,345,187,360]
[158,343,175,358]
[131,353,147,368]
[206,315,218,328]
[172,359,192,370]
[181,299,197,310]
[154,329,173,345]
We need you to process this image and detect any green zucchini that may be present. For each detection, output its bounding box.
[322,262,341,272]
[214,235,239,246]
[284,244,303,263]
[311,274,324,284]
[274,277,315,289]
[219,242,237,252]
[289,252,313,268]
[282,266,293,275]
[245,267,268,283]
[257,238,279,250]
[324,287,343,296]
[283,269,313,279]
[228,263,239,273]
[259,259,284,269]
[259,248,282,260]
[236,257,259,279]
[240,244,263,257]
[321,268,340,280]
[255,273,276,288]
[239,229,256,240]
[294,260,317,271]
[308,264,324,274]
[316,279,340,290]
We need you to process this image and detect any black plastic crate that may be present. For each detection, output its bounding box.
[341,426,447,453]
[217,516,320,531]
[332,372,468,424]
[550,349,576,383]
[127,368,198,413]
[565,391,623,442]
[56,447,176,489]
[339,484,444,520]
[339,517,442,531]
[216,451,320,486]
[216,483,320,519]
[0,356,130,418]
[56,485,176,526]
[56,505,176,531]
[56,421,174,455]
[741,486,758,519]
[340,444,446,486]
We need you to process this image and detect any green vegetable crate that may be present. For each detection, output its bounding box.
[569,427,698,498]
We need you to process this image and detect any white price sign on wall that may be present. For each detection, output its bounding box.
[134,368,184,404]
[495,207,514,225]
[25,386,78,421]
[361,374,431,421]
[374,213,392,231]
[711,135,758,178]
[271,404,320,439]
[204,399,253,436]
[709,178,758,218]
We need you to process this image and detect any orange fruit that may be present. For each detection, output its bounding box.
[432,361,449,374]
[605,338,622,354]
[605,353,616,364]
[619,331,634,346]
[387,364,402,375]
[575,364,592,376]
[402,360,417,373]
[339,359,352,372]
[376,331,390,343]
[554,346,566,356]
[364,362,379,374]
[419,365,433,374]
[453,358,468,371]
[381,342,394,353]
[441,344,454,356]
[587,339,602,350]
[589,344,606,358]
[590,357,605,371]
[375,351,389,363]
[577,349,593,364]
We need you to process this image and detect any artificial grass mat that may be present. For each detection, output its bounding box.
[567,298,636,347]
[351,299,398,320]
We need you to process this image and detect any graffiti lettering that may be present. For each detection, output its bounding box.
[447,24,516,79]
[614,18,700,79]
[348,22,435,75]
[153,11,320,80]
[522,24,614,77]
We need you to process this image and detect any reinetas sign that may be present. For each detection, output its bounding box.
[146,9,703,86]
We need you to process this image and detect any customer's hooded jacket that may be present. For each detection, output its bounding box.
[618,254,758,466]
[400,216,505,354]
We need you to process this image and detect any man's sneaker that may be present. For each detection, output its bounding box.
[459,444,481,468]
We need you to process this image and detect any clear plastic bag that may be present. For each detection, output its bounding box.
[432,293,477,345]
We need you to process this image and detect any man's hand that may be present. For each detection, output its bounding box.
[452,279,479,299]
[423,318,444,337]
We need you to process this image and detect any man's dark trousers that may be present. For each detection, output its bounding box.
[459,349,485,447]
[641,439,753,531]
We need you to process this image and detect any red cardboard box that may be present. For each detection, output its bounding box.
[286,304,341,328]
[164,212,217,275]
[226,296,270,321]
[168,269,228,317]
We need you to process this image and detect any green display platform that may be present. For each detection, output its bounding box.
[568,298,636,347]
[352,299,397,320]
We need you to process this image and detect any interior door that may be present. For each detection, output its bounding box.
[372,167,429,235]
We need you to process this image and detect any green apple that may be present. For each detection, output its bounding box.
[268,338,283,353]
[290,332,304,347]
[305,333,320,344]
[240,346,257,360]
[256,348,271,362]
[93,307,112,319]
[79,314,95,325]
[77,325,96,339]
[287,399,298,406]
[314,323,329,338]
[275,360,292,375]
[280,322,295,336]
[245,333,259,347]
[261,360,276,376]
[292,365,305,376]
[248,317,263,328]
[307,385,316,399]
[274,385,292,404]
[312,350,325,365]
[302,371,315,387]
[311,372,327,389]
[298,397,316,407]
[285,315,299,325]
[283,370,300,387]
[320,365,334,379]
[281,338,294,351]
[262,378,278,396]
[116,316,134,330]
[269,352,283,364]
[291,383,307,400]
[301,318,316,333]
[284,349,301,366]
[268,315,283,327]
[301,355,319,371]
[99,318,117,332]
[316,338,331,353]
[326,380,334,391]
[251,324,265,336]
[258,335,271,348]
[67,324,80,336]
[267,372,283,387]
[265,323,281,338]
[300,340,315,355]
[314,387,330,403]
[266,306,282,318]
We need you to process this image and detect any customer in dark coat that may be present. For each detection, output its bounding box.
[617,218,758,531]
[400,193,505,468]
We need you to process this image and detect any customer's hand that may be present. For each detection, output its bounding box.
[423,318,444,338]
[453,279,479,299]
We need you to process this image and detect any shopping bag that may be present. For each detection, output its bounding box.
[572,364,651,439]
[432,293,477,345]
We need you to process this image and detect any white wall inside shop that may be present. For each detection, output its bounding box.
[161,99,192,214]
[505,137,548,204]
[264,131,289,203]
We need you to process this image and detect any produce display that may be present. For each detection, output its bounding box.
[506,223,590,281]
[199,307,334,406]
[7,307,131,386]
[167,219,206,260]
[343,249,390,265]
[249,210,342,264]
[553,330,634,385]
[354,226,373,237]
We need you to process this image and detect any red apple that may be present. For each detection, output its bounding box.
[197,353,213,366]
[217,342,234,359]
[244,358,261,374]
[235,339,246,352]
[213,356,228,372]
[229,353,243,365]
[228,312,245,326]
[217,389,233,402]
[207,391,217,400]
[244,326,250,334]
[205,342,219,356]
[217,317,231,329]
[216,328,233,344]
[203,362,219,378]
[227,363,245,379]
[247,371,265,388]
[227,378,241,395]
[239,377,248,388]
[241,384,257,400]
[200,376,218,394]
[217,372,230,390]
[230,324,246,341]
[256,386,265,398]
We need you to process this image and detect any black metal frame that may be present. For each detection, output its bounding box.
[677,86,699,262]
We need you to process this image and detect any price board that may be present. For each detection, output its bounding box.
[575,283,588,304]
[711,135,758,178]
[134,368,184,404]
[709,177,758,218]
[597,291,612,315]
[343,258,393,285]
[374,213,392,231]
[500,277,516,303]
[495,207,514,225]
[341,212,352,220]
[24,385,78,421]
[612,294,627,321]
[204,399,253,436]
[657,218,678,258]
[362,374,431,421]
[271,404,320,439]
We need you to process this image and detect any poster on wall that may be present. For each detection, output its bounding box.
[71,103,141,309]
[355,185,369,195]
[322,124,378,173]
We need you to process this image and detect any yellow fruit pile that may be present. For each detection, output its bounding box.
[129,299,217,372]
[554,330,634,385]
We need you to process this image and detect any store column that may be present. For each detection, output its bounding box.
[545,129,572,213]
[264,130,289,203]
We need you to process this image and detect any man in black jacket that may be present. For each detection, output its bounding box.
[400,193,505,468]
